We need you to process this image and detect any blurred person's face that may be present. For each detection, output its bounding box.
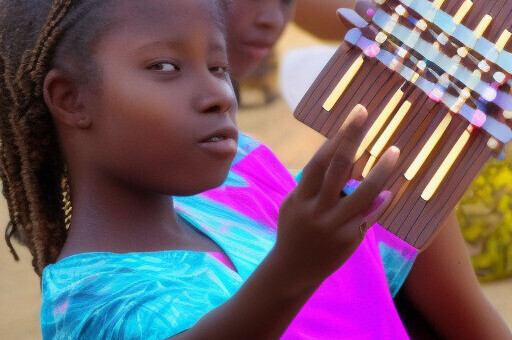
[227,0,297,79]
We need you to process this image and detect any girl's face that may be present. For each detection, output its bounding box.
[80,0,238,196]
[227,0,297,79]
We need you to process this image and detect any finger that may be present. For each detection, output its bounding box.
[296,135,340,198]
[320,105,368,203]
[334,146,399,221]
[360,189,393,225]
[297,105,365,198]
[357,190,393,238]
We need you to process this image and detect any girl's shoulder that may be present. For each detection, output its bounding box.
[42,250,235,278]
[41,251,241,339]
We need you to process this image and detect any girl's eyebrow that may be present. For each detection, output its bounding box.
[129,39,227,56]
[130,39,188,54]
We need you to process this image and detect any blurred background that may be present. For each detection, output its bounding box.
[1,23,510,339]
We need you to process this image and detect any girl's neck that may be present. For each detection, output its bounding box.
[58,170,221,260]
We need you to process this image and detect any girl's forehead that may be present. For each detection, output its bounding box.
[101,0,226,49]
[113,0,223,29]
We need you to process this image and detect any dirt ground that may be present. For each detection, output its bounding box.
[0,24,510,339]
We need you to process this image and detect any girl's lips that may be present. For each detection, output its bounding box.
[198,125,238,157]
[198,137,238,158]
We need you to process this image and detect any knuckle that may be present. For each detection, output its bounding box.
[295,198,316,219]
[306,157,326,173]
[317,211,338,232]
[335,229,362,247]
[304,200,321,218]
[360,181,381,197]
[280,193,300,215]
[362,177,379,188]
[302,204,330,230]
[317,213,332,228]
[344,129,362,145]
[280,195,293,210]
[330,155,351,172]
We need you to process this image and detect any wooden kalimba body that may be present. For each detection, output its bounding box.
[294,0,512,250]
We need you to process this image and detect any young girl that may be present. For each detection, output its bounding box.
[0,0,406,338]
[1,1,509,339]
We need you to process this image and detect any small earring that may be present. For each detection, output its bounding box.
[77,116,89,127]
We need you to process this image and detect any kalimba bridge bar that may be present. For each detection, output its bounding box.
[294,0,512,250]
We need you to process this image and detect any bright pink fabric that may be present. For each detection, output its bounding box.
[205,143,410,339]
[280,224,409,339]
[202,144,296,227]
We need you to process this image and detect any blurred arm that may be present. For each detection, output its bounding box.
[293,0,356,41]
[404,211,512,339]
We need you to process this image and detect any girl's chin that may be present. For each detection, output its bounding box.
[173,170,231,197]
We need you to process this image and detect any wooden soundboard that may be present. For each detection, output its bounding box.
[294,0,512,250]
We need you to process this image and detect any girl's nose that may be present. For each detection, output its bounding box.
[254,3,285,32]
[195,79,236,115]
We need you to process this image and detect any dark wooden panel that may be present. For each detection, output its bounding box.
[294,0,512,250]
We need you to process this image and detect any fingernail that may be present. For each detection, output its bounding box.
[355,103,366,112]
[352,107,368,127]
[389,146,400,154]
[362,190,391,223]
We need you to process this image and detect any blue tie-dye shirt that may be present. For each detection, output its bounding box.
[41,134,417,339]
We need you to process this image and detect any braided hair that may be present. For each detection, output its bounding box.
[0,0,232,277]
[0,0,113,277]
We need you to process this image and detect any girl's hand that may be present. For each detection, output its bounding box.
[172,105,399,340]
[274,104,400,293]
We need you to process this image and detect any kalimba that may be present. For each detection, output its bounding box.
[294,0,512,250]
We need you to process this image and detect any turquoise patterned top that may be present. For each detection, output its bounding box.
[41,133,417,339]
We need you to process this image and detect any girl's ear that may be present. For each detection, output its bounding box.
[43,69,91,129]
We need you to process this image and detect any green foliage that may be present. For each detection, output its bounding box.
[456,155,512,281]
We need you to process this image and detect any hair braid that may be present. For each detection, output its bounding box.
[0,75,23,261]
[0,54,35,258]
[15,0,73,104]
[25,0,76,272]
[0,0,78,276]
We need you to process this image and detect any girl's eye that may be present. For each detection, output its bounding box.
[150,62,179,72]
